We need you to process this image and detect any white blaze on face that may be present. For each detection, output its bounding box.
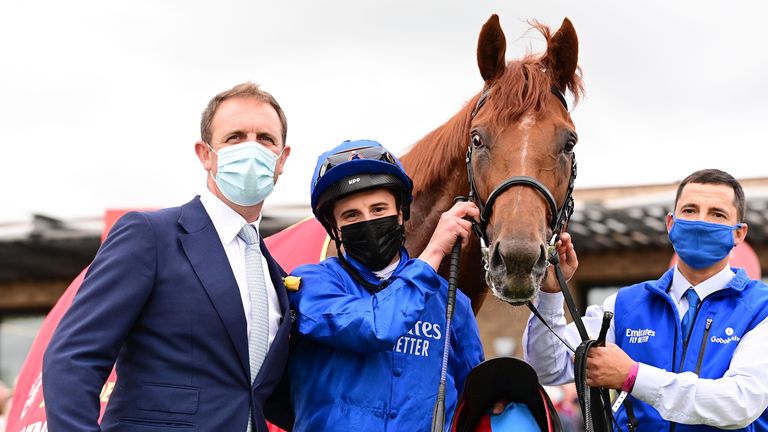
[518,113,536,154]
[512,114,536,206]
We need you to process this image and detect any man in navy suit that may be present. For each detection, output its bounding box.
[43,82,293,431]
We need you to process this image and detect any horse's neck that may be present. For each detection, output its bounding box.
[404,184,460,257]
[400,108,493,313]
[401,109,472,257]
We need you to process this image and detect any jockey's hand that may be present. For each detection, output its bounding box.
[585,343,635,390]
[418,201,480,271]
[541,232,578,293]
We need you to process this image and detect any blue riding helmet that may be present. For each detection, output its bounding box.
[310,139,413,228]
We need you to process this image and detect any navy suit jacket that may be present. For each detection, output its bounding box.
[43,197,292,432]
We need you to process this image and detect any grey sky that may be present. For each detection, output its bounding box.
[2,1,766,222]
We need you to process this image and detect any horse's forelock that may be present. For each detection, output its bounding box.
[484,59,552,127]
[483,21,583,128]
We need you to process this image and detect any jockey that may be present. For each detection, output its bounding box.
[287,139,484,431]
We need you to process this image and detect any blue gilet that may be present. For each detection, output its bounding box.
[613,268,768,432]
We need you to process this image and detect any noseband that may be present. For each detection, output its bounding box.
[466,85,577,282]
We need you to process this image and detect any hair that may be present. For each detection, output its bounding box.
[200,82,288,146]
[675,169,746,222]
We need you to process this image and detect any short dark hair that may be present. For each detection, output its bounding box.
[200,82,287,146]
[675,169,746,222]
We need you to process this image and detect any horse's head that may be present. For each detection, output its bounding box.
[468,15,582,304]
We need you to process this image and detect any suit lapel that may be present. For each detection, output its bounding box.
[179,197,250,378]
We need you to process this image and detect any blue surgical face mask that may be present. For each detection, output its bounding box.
[668,217,742,270]
[208,142,282,206]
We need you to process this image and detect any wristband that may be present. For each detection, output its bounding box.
[621,362,640,393]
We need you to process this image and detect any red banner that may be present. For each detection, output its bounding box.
[6,212,328,432]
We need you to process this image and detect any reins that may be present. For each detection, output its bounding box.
[466,84,617,432]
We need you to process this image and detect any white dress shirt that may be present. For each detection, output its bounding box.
[200,189,282,349]
[523,265,768,428]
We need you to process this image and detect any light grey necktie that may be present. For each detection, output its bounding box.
[238,224,270,432]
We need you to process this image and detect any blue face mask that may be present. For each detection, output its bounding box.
[208,142,282,206]
[668,217,742,270]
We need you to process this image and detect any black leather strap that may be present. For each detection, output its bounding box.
[482,176,559,229]
[550,251,589,341]
[529,262,618,432]
[624,398,639,432]
[572,312,616,432]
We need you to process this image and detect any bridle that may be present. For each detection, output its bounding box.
[466,84,620,432]
[465,85,577,288]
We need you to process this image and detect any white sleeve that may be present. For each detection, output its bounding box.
[523,291,617,385]
[631,315,768,429]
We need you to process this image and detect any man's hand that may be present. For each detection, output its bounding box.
[586,343,636,390]
[418,201,479,271]
[541,232,578,293]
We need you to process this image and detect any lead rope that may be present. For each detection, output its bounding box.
[476,218,616,431]
[526,242,617,432]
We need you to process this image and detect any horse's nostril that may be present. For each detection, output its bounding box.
[535,244,548,269]
[490,242,505,271]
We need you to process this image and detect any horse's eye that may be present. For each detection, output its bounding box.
[564,134,577,153]
[471,133,483,148]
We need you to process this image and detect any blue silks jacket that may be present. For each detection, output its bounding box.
[613,268,768,432]
[288,249,484,432]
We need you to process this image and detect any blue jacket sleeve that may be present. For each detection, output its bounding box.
[43,212,156,432]
[290,259,442,353]
[450,292,485,396]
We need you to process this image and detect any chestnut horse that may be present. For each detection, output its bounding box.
[401,15,582,313]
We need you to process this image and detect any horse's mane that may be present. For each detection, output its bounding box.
[403,21,584,197]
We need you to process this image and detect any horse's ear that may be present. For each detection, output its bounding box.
[543,17,579,92]
[477,14,507,82]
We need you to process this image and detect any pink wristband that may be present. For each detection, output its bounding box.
[621,362,639,392]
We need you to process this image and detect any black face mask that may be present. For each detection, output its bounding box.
[339,215,404,271]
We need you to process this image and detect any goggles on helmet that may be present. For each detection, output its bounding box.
[315,145,398,187]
